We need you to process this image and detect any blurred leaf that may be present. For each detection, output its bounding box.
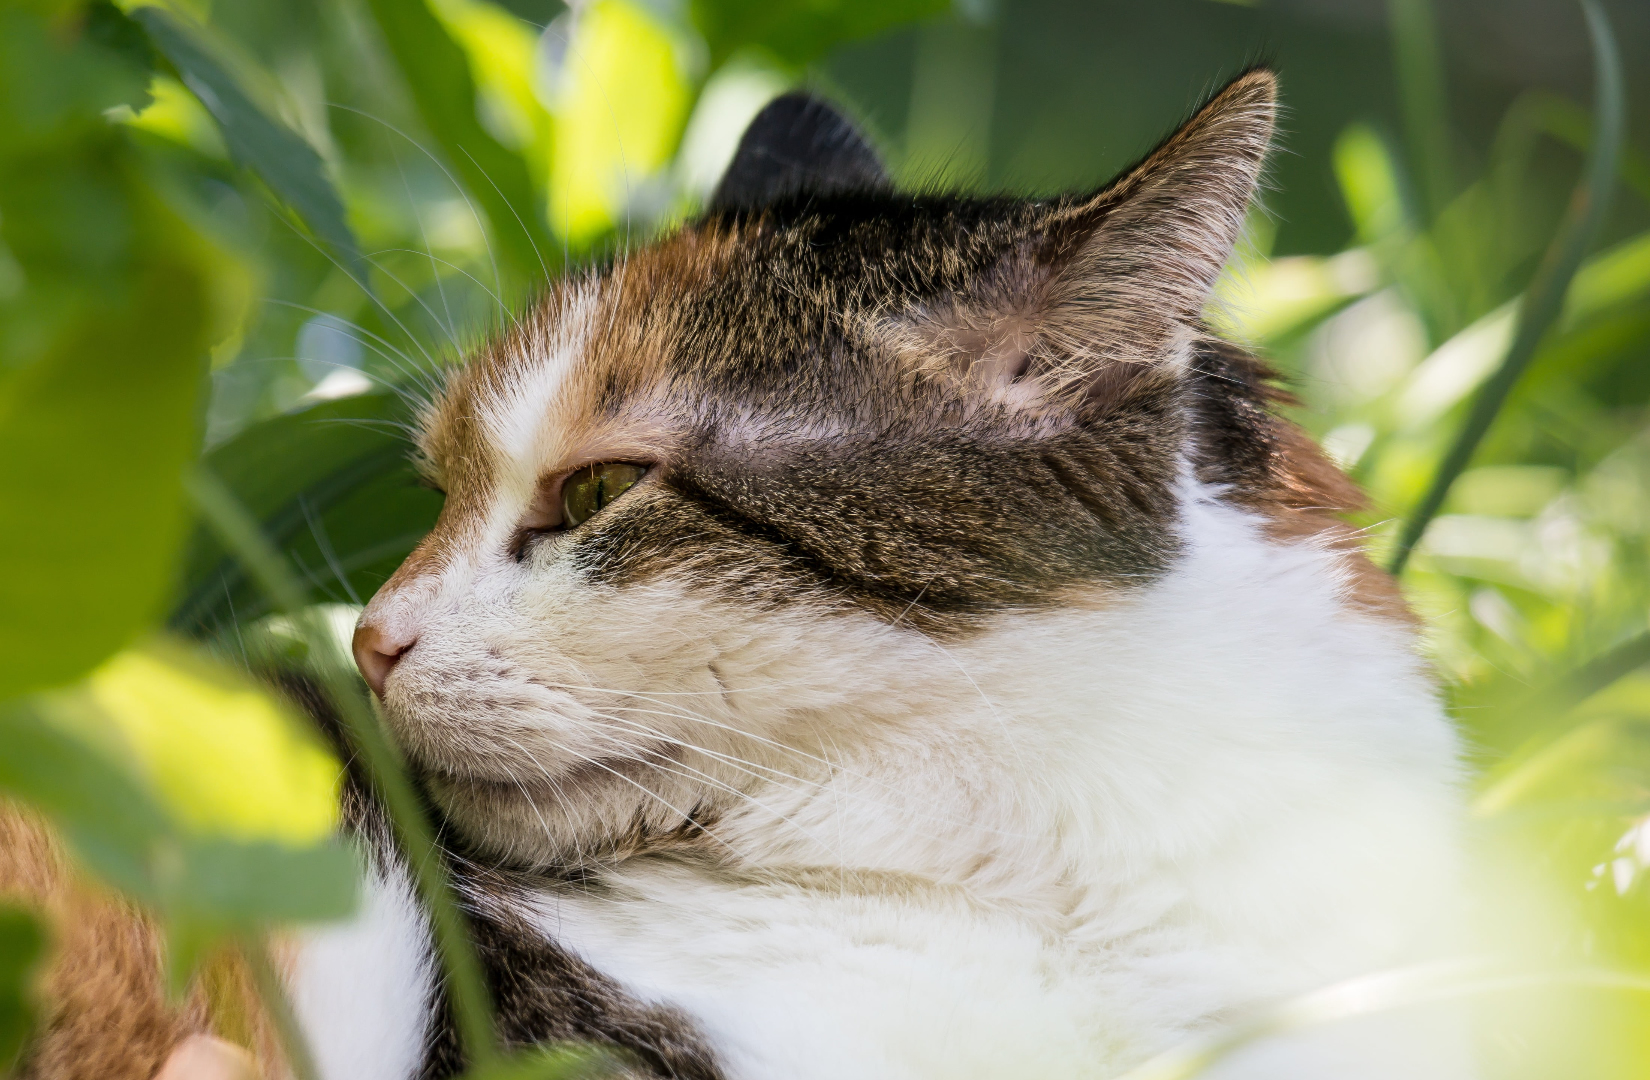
[0,5,152,150]
[691,0,950,69]
[362,0,555,281]
[548,0,693,242]
[0,699,173,898]
[132,6,362,267]
[1386,0,1624,576]
[461,1044,618,1080]
[0,3,249,700]
[174,838,356,924]
[0,171,227,699]
[432,0,550,159]
[0,907,43,1071]
[122,73,229,158]
[82,640,341,846]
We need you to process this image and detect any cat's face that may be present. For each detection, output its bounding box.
[353,72,1335,868]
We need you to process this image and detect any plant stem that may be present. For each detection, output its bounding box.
[1387,0,1455,222]
[242,939,322,1080]
[187,466,501,1068]
[1387,0,1624,577]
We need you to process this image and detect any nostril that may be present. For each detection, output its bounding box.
[352,622,416,698]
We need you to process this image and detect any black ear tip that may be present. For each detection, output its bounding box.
[709,92,890,213]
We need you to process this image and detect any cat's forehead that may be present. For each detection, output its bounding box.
[416,204,1020,486]
[418,225,759,489]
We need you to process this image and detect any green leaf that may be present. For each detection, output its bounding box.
[0,907,44,1071]
[131,6,362,268]
[172,392,442,631]
[84,639,342,846]
[690,0,951,69]
[0,699,172,899]
[0,693,356,930]
[0,5,152,151]
[173,838,358,924]
[362,0,555,282]
[0,170,223,698]
[460,1044,619,1080]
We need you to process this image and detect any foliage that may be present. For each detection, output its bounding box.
[0,0,1648,1075]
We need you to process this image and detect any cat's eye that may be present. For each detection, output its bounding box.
[561,462,645,528]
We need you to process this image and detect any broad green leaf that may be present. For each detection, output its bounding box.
[0,170,229,698]
[0,693,357,946]
[83,640,341,846]
[0,907,44,1071]
[173,837,357,924]
[132,6,362,267]
[431,0,551,160]
[362,0,556,281]
[547,0,693,243]
[122,74,228,159]
[172,392,441,631]
[0,5,151,153]
[690,0,951,70]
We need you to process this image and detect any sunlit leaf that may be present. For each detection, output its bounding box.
[0,700,173,898]
[121,73,227,158]
[82,640,341,846]
[132,6,362,267]
[547,0,693,242]
[0,181,232,699]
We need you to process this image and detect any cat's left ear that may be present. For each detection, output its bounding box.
[896,68,1276,410]
[709,93,890,213]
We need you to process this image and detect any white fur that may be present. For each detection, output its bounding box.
[512,481,1471,1078]
[362,455,1470,1077]
[286,857,435,1080]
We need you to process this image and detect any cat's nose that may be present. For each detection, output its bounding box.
[353,621,416,698]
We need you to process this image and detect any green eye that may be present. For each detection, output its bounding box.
[561,462,645,528]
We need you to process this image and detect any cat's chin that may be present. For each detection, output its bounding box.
[415,754,717,871]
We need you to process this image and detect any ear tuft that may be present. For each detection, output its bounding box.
[709,93,890,213]
[883,68,1278,415]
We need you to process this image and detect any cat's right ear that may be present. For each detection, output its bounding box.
[708,93,890,213]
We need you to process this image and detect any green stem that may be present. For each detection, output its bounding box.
[1387,0,1624,577]
[1387,0,1455,222]
[187,467,500,1068]
[242,938,323,1080]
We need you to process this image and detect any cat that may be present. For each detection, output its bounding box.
[317,68,1472,1079]
[3,67,1470,1080]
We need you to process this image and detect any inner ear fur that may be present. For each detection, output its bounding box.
[904,68,1277,412]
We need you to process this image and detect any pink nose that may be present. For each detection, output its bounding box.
[353,622,415,698]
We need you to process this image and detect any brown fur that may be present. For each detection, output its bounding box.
[0,804,283,1080]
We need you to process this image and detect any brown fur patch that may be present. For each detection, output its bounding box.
[1246,422,1413,626]
[0,804,283,1080]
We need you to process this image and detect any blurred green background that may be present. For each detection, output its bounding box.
[3,0,1650,1075]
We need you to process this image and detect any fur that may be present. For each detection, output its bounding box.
[342,68,1470,1078]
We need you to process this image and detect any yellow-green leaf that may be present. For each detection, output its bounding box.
[83,641,340,846]
[548,0,692,243]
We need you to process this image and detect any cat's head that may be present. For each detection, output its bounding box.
[352,69,1390,867]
